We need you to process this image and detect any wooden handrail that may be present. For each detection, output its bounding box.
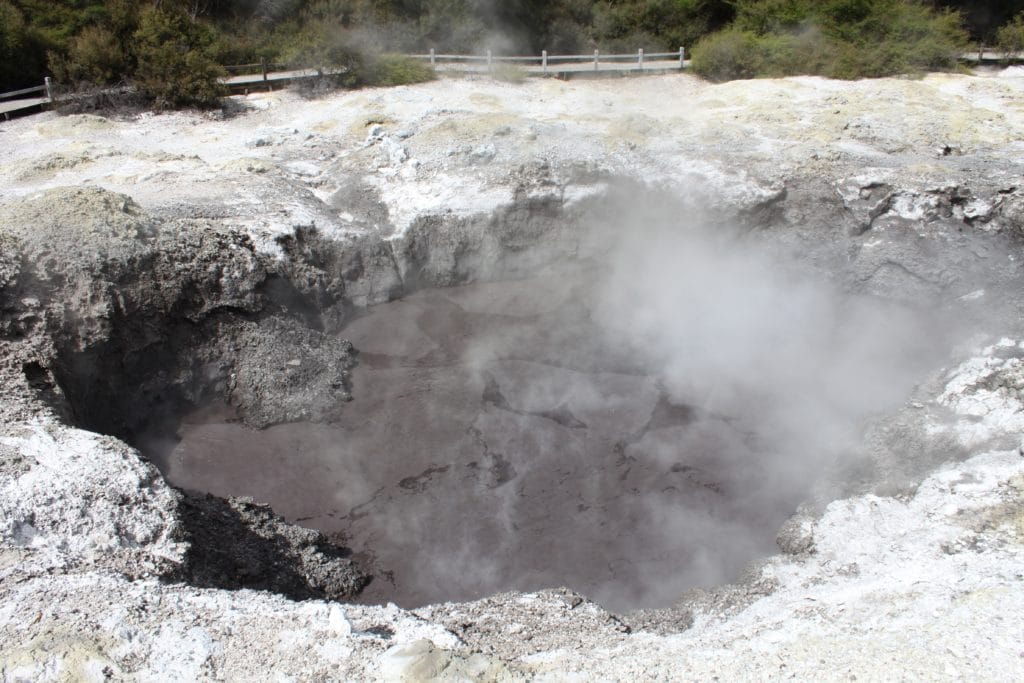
[398,47,687,75]
[0,83,46,100]
[403,48,685,64]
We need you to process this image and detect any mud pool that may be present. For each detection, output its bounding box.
[142,265,817,612]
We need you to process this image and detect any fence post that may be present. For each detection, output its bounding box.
[542,50,548,75]
[44,76,53,102]
[487,49,492,72]
[638,48,644,69]
[594,49,599,71]
[679,46,685,68]
[261,57,267,82]
[430,48,436,66]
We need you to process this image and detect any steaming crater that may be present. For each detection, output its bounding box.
[127,208,945,612]
[4,73,1024,679]
[143,268,798,611]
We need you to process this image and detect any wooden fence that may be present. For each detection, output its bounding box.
[217,48,686,92]
[407,47,687,75]
[0,77,53,119]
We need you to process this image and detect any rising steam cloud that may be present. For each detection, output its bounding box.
[158,185,952,612]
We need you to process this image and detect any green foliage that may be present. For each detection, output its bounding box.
[0,0,1015,104]
[694,0,968,81]
[363,53,436,86]
[690,27,829,81]
[289,24,433,92]
[132,6,226,109]
[590,0,732,52]
[995,14,1024,59]
[732,0,814,34]
[0,1,30,89]
[690,29,764,81]
[413,0,488,52]
[12,1,109,48]
[49,26,129,85]
[0,0,49,91]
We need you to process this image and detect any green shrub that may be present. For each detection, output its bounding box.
[132,6,226,109]
[732,0,815,34]
[691,27,829,81]
[693,0,967,81]
[690,29,766,81]
[590,0,732,53]
[49,26,129,85]
[996,14,1024,60]
[0,1,30,90]
[289,22,434,91]
[363,53,436,86]
[822,2,966,78]
[0,0,49,91]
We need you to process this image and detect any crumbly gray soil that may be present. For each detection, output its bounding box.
[1,72,1023,680]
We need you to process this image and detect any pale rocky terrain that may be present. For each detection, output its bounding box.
[1,70,1024,680]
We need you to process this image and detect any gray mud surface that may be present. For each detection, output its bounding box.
[151,267,804,611]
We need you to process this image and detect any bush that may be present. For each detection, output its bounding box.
[289,22,434,92]
[363,53,436,86]
[690,29,766,81]
[0,0,48,91]
[0,1,29,90]
[996,14,1024,60]
[822,1,966,78]
[49,26,129,86]
[132,6,226,109]
[691,27,830,81]
[590,0,733,53]
[733,0,814,34]
[693,0,967,81]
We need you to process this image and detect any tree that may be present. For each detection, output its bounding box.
[132,5,226,108]
[995,13,1024,58]
[49,25,130,85]
[693,0,968,81]
[0,0,48,91]
[932,1,1024,42]
[0,1,30,90]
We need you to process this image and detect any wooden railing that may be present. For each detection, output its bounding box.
[0,77,53,119]
[961,46,1024,63]
[223,58,293,80]
[0,79,51,100]
[406,48,687,74]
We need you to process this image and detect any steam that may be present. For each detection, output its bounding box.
[595,207,938,473]
[447,197,944,609]
[153,188,952,613]
[573,199,945,606]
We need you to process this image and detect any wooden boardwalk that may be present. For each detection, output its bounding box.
[220,52,687,90]
[408,48,687,78]
[0,80,52,119]
[223,67,331,89]
[0,95,49,118]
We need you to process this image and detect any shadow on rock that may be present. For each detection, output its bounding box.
[168,492,370,601]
